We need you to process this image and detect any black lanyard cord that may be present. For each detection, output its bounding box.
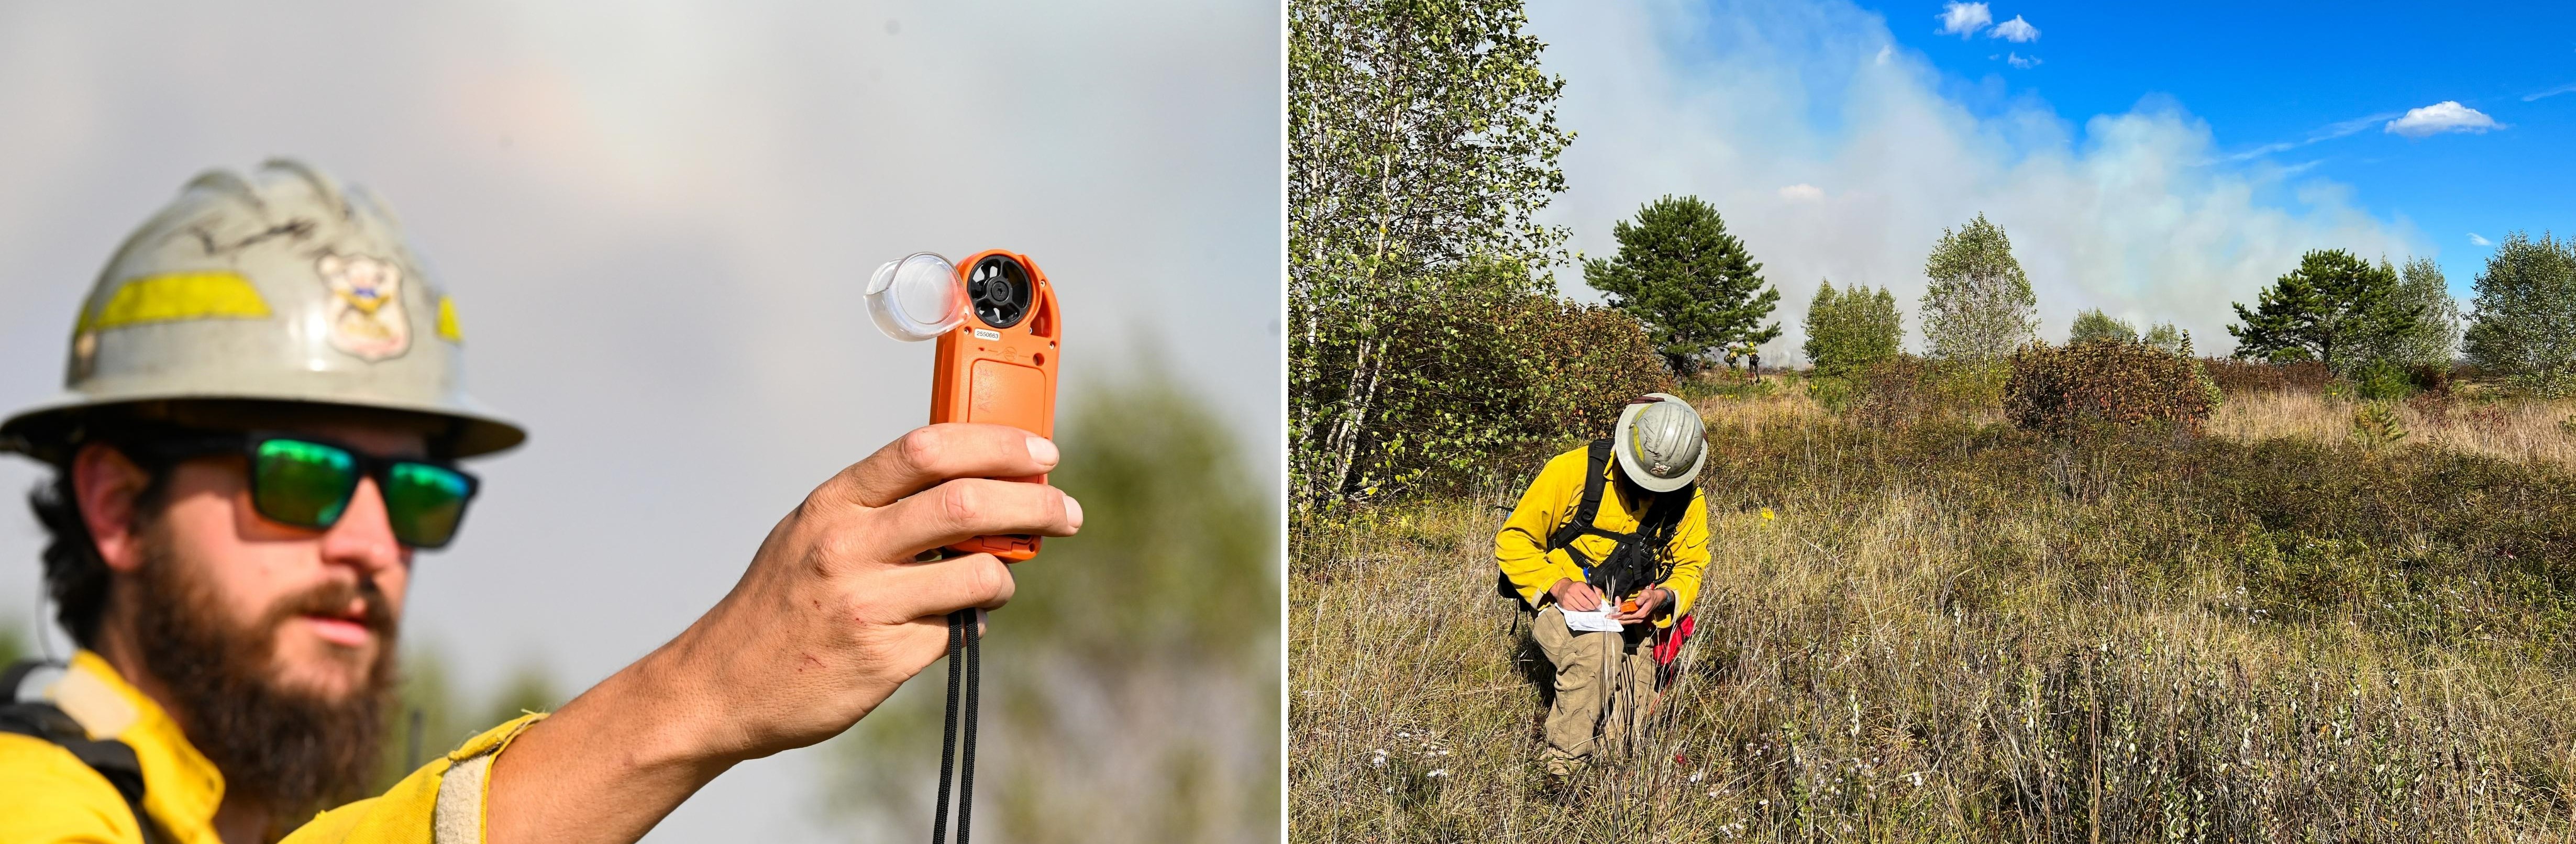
[932,609,980,844]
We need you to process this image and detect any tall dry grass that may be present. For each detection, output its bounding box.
[2208,390,2576,469]
[1291,386,2576,843]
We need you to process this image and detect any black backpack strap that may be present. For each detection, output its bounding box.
[1,660,165,844]
[1545,439,1616,555]
[1560,440,1697,595]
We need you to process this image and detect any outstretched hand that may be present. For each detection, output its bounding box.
[668,422,1084,756]
[484,423,1083,844]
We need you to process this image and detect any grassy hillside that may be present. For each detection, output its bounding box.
[1290,379,2576,842]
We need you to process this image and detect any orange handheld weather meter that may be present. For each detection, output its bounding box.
[866,249,1060,561]
[931,250,1058,559]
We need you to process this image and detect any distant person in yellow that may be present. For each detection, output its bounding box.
[1495,393,1710,778]
[0,161,1080,843]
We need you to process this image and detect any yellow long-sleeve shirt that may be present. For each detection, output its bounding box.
[0,649,544,844]
[1495,444,1709,628]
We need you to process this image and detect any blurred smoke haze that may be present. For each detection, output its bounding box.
[0,2,1279,841]
[1528,0,2423,362]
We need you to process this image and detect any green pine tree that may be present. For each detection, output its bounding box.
[2228,249,2417,373]
[1584,195,1782,375]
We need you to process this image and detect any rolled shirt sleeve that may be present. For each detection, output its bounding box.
[281,713,548,844]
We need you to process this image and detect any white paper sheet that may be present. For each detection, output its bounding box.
[1561,607,1626,632]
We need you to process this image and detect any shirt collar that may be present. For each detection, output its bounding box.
[58,649,228,844]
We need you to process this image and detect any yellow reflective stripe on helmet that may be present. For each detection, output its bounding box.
[435,296,463,343]
[79,271,271,332]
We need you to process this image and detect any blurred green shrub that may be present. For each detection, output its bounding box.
[824,368,1279,844]
[374,650,563,788]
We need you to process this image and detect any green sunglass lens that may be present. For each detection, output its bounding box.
[385,462,472,548]
[253,439,360,528]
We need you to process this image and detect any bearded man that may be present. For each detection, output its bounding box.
[0,160,1081,844]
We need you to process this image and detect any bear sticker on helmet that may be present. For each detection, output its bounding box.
[319,252,411,362]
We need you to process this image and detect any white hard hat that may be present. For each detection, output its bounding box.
[1612,393,1706,493]
[0,159,525,461]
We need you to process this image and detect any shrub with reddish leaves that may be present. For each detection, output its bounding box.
[2006,340,2217,434]
[1505,297,1676,443]
[2202,358,2332,395]
[1845,355,1940,428]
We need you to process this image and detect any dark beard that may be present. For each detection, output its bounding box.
[128,534,400,830]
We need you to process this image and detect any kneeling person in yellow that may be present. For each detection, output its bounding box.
[1495,394,1709,778]
[0,161,1082,843]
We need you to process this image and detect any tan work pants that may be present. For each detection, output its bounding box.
[1532,605,1657,774]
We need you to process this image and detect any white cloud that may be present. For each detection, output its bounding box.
[1779,183,1826,201]
[2524,81,2576,102]
[1527,0,2420,362]
[1936,2,1991,37]
[1988,15,2040,42]
[2470,232,2492,246]
[1875,45,1893,65]
[2007,52,2040,69]
[2384,101,2502,138]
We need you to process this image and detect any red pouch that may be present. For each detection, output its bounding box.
[1652,614,1694,666]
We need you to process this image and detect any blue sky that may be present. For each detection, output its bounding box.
[1903,0,2576,293]
[1532,0,2573,355]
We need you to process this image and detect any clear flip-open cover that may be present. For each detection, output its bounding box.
[867,252,968,341]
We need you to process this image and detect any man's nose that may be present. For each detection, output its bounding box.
[319,475,405,576]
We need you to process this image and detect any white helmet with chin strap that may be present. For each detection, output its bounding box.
[1612,393,1706,493]
[0,159,525,462]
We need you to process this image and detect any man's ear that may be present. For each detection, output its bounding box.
[73,442,154,573]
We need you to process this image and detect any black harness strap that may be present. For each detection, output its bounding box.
[1,660,167,844]
[1545,442,1618,556]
